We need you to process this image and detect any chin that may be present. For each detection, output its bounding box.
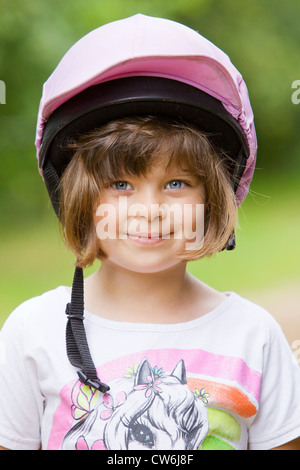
[109,257,183,274]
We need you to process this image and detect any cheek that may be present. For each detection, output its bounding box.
[188,186,206,229]
[174,197,205,230]
[94,200,121,241]
[190,203,205,232]
[179,198,205,251]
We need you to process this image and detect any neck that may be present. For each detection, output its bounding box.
[84,260,195,323]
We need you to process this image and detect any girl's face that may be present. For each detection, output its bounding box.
[94,160,206,274]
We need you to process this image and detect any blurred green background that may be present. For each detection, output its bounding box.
[0,0,299,341]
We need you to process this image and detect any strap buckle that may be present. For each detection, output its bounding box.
[77,370,110,394]
[65,302,84,321]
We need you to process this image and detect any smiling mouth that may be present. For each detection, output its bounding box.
[128,232,171,239]
[126,232,173,244]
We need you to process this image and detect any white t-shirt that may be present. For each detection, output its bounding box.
[0,286,299,451]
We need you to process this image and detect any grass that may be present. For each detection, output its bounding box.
[1,173,299,327]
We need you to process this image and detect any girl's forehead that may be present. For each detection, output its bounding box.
[141,153,195,175]
[124,159,195,180]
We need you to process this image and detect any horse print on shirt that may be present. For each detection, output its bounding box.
[61,358,209,450]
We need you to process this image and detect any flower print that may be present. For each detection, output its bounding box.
[152,365,164,378]
[76,436,89,450]
[134,375,163,398]
[194,388,210,404]
[76,436,107,450]
[100,391,127,420]
[124,363,138,378]
[91,440,107,450]
[71,381,100,420]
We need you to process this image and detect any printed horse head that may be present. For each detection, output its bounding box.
[62,358,208,450]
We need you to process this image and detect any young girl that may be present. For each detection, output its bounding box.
[0,14,299,451]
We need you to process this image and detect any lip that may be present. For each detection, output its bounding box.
[127,233,171,245]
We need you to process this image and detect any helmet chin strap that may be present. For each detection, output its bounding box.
[43,161,109,392]
[65,266,110,393]
[223,231,236,251]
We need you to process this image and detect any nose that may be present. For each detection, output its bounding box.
[128,186,166,223]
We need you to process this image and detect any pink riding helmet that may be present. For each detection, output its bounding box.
[36,14,257,209]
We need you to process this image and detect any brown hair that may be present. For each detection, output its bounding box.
[59,116,238,267]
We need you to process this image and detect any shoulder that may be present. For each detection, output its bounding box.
[1,286,70,337]
[225,292,282,327]
[216,293,298,378]
[9,285,70,319]
[222,292,289,349]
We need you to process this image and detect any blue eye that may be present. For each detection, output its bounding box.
[114,181,129,190]
[167,180,183,189]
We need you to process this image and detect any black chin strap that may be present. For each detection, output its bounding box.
[223,230,236,251]
[65,266,110,393]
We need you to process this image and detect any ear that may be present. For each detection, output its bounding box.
[171,359,187,384]
[134,358,154,386]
